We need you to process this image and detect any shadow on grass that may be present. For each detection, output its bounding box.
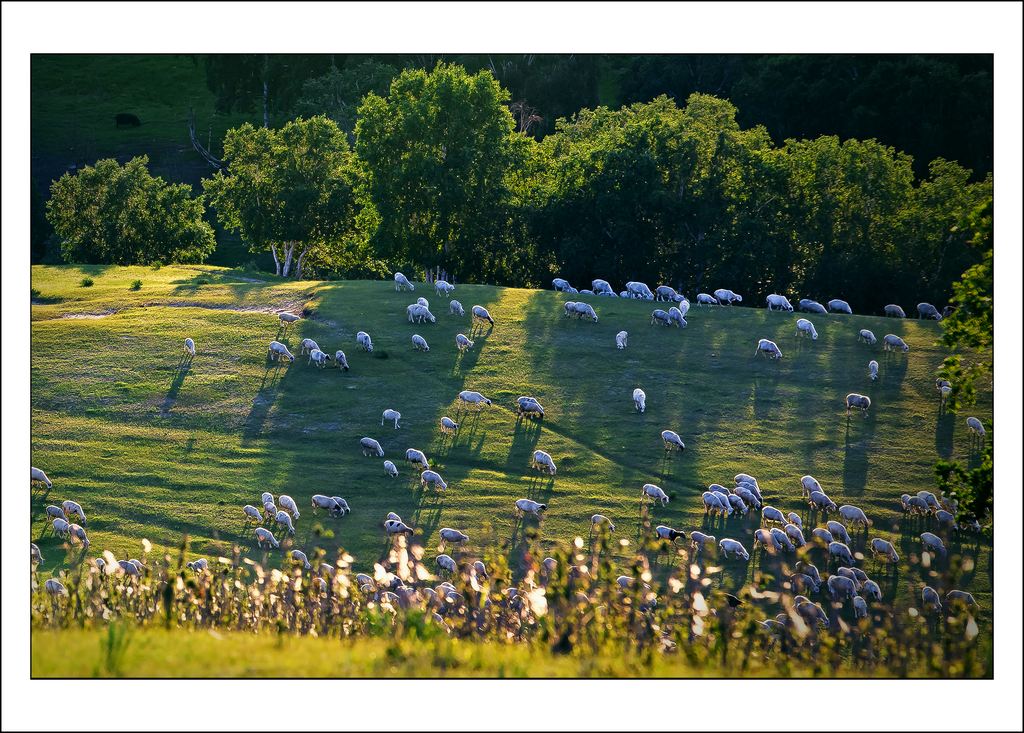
[159,353,192,416]
[242,362,289,444]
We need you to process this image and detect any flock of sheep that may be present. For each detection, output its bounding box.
[32,272,987,626]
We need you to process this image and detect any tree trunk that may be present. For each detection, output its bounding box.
[269,243,282,276]
[281,241,296,278]
[295,245,311,280]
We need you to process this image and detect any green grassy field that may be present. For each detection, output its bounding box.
[30,265,993,620]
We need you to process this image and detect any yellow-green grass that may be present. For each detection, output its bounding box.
[30,265,993,620]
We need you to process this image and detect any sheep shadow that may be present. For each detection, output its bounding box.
[934,407,955,459]
[525,473,555,504]
[881,352,909,386]
[159,355,192,416]
[242,363,288,444]
[506,417,543,469]
[842,411,877,497]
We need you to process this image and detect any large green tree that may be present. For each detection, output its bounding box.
[295,60,398,138]
[46,156,215,265]
[203,116,364,278]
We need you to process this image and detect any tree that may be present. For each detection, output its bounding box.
[46,156,215,265]
[295,60,398,138]
[355,63,526,278]
[204,54,333,126]
[203,116,363,278]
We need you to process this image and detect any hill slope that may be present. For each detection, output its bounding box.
[30,265,993,616]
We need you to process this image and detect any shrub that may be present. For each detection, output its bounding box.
[80,277,94,287]
[31,288,40,299]
[130,279,142,291]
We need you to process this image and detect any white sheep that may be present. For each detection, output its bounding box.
[31,466,53,489]
[278,312,301,330]
[795,318,818,340]
[770,527,795,552]
[827,520,851,545]
[719,538,750,560]
[436,529,468,548]
[255,527,279,549]
[945,590,978,608]
[789,573,820,594]
[811,527,834,545]
[356,331,373,352]
[261,500,277,520]
[334,350,350,371]
[45,578,68,597]
[714,288,742,305]
[289,550,311,570]
[689,531,716,553]
[845,393,871,416]
[261,491,274,505]
[917,302,942,320]
[626,281,655,299]
[411,334,429,352]
[661,430,686,452]
[828,299,853,314]
[733,487,760,512]
[458,390,492,409]
[884,304,906,318]
[574,302,599,322]
[696,293,718,306]
[31,543,44,565]
[407,304,436,324]
[405,448,429,470]
[381,409,402,429]
[310,495,341,515]
[471,305,494,326]
[799,299,827,314]
[440,417,459,435]
[384,519,415,536]
[51,518,71,539]
[416,297,430,308]
[360,437,384,457]
[851,596,869,619]
[420,470,448,491]
[563,301,579,318]
[268,340,295,362]
[183,337,196,358]
[435,280,455,297]
[808,490,837,513]
[591,278,614,294]
[868,360,879,381]
[796,561,822,587]
[591,514,616,531]
[633,388,646,413]
[61,500,86,525]
[837,566,866,588]
[383,460,399,478]
[922,585,942,613]
[449,300,465,316]
[920,532,946,557]
[755,338,782,359]
[655,526,686,541]
[186,558,210,573]
[650,308,672,326]
[515,498,547,517]
[436,554,458,574]
[531,450,557,475]
[331,497,351,515]
[934,509,958,532]
[667,307,687,328]
[827,574,857,601]
[785,523,807,547]
[966,416,985,438]
[394,272,414,292]
[455,333,474,352]
[655,285,679,301]
[702,492,729,517]
[859,329,877,344]
[300,338,321,356]
[882,334,909,352]
[838,505,870,527]
[516,396,545,419]
[274,510,295,535]
[761,505,786,526]
[766,294,794,311]
[308,348,331,368]
[677,297,690,317]
[643,483,669,506]
[552,278,572,292]
[278,495,300,520]
[862,579,882,601]
[787,512,802,529]
[828,541,855,566]
[68,523,90,548]
[753,528,781,553]
[473,561,488,579]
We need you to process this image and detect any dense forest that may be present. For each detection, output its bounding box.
[37,54,994,312]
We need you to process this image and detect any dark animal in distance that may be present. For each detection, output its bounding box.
[114,113,141,128]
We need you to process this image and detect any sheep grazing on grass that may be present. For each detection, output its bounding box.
[552,278,572,292]
[274,510,295,535]
[846,393,871,416]
[667,307,687,328]
[643,483,669,506]
[278,312,301,330]
[572,302,599,322]
[435,280,455,297]
[439,528,468,544]
[651,309,672,326]
[360,437,384,458]
[384,519,415,536]
[696,293,718,306]
[826,520,851,545]
[381,409,402,429]
[515,498,547,517]
[689,531,716,553]
[45,579,68,597]
[766,294,794,311]
[852,596,869,619]
[755,338,782,359]
[614,330,628,350]
[255,527,279,549]
[331,497,351,515]
[882,334,909,352]
[394,272,414,291]
[920,532,946,557]
[945,590,978,608]
[420,470,448,491]
[884,304,906,318]
[761,506,786,526]
[753,528,781,553]
[308,349,331,368]
[655,526,686,541]
[859,329,877,345]
[356,331,373,352]
[731,488,757,512]
[787,512,802,529]
[436,554,458,574]
[714,288,742,305]
[966,416,985,439]
[51,518,71,539]
[797,601,830,627]
[799,299,827,314]
[407,304,436,324]
[278,495,299,520]
[828,299,853,314]
[458,390,492,409]
[917,302,942,320]
[473,561,488,579]
[516,396,545,419]
[633,388,646,413]
[383,460,399,478]
[31,467,53,489]
[837,566,866,588]
[591,279,614,295]
[808,491,837,513]
[310,495,342,516]
[827,575,858,601]
[405,448,429,470]
[531,450,557,475]
[795,318,818,340]
[838,504,870,527]
[68,523,90,547]
[922,586,942,613]
[31,543,43,564]
[800,475,822,497]
[563,301,578,318]
[416,297,430,308]
[626,281,655,300]
[655,285,680,301]
[268,341,295,363]
[935,510,958,532]
[719,538,749,560]
[770,527,795,552]
[862,579,882,601]
[811,527,834,545]
[289,550,311,570]
[455,333,474,352]
[868,360,879,381]
[906,496,930,515]
[828,541,856,566]
[299,338,321,356]
[186,558,210,573]
[411,334,429,352]
[591,514,616,532]
[262,501,277,519]
[61,500,87,524]
[785,523,807,547]
[733,485,760,510]
[789,573,820,594]
[440,417,459,435]
[661,430,685,452]
[334,350,350,371]
[471,305,494,326]
[449,300,465,316]
[183,337,196,357]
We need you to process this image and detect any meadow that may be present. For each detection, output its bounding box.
[30,264,993,675]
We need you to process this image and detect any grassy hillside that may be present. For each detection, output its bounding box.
[30,265,993,621]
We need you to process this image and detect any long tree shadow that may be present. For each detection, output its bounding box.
[159,354,193,416]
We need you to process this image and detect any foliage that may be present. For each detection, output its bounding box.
[203,116,365,278]
[295,60,398,137]
[46,157,216,266]
[80,277,94,287]
[204,54,333,125]
[935,427,992,530]
[130,279,142,291]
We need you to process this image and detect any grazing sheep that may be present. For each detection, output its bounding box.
[334,350,350,371]
[44,505,64,523]
[186,558,210,574]
[719,538,750,560]
[591,514,616,532]
[868,538,899,565]
[45,578,68,597]
[405,448,429,470]
[268,341,295,362]
[531,450,557,475]
[655,285,680,301]
[381,409,402,429]
[762,506,787,526]
[899,494,913,512]
[308,348,331,368]
[800,475,822,497]
[845,393,871,416]
[696,293,718,306]
[766,294,794,311]
[689,531,716,552]
[407,304,436,324]
[787,512,802,529]
[808,491,838,513]
[677,298,690,317]
[934,510,959,534]
[31,466,53,489]
[789,573,820,594]
[473,561,488,579]
[552,278,572,292]
[421,470,448,491]
[278,495,299,520]
[799,299,827,314]
[884,304,906,318]
[449,300,465,316]
[837,566,865,588]
[633,388,646,413]
[31,543,44,564]
[726,494,749,516]
[828,541,856,566]
[827,574,858,601]
[440,416,459,435]
[796,601,830,627]
[966,416,985,438]
[733,485,760,510]
[356,331,373,352]
[261,491,274,505]
[859,329,877,345]
[591,279,614,295]
[828,299,853,314]
[651,308,672,326]
[255,527,279,549]
[709,484,730,499]
[868,360,879,381]
[68,523,90,548]
[945,590,978,608]
[573,302,599,322]
[411,334,429,352]
[811,528,835,545]
[795,318,818,340]
[278,312,301,330]
[183,337,196,357]
[311,495,342,516]
[458,390,492,409]
[626,281,655,299]
[838,504,870,527]
[785,523,807,547]
[770,527,795,552]
[827,520,851,545]
[455,333,474,352]
[360,437,384,457]
[439,528,469,544]
[288,550,311,570]
[643,483,669,506]
[515,499,547,517]
[516,396,545,419]
[331,497,351,515]
[667,307,687,328]
[755,338,783,359]
[753,528,781,553]
[796,561,822,586]
[384,519,415,536]
[299,338,321,356]
[661,430,686,452]
[274,510,295,535]
[436,554,458,574]
[906,496,930,515]
[920,532,946,557]
[656,526,686,541]
[471,305,494,326]
[922,585,942,613]
[882,334,909,352]
[563,301,579,318]
[416,297,430,308]
[51,518,71,539]
[852,596,869,619]
[435,280,455,297]
[917,302,942,320]
[714,288,742,305]
[862,580,882,601]
[383,460,399,478]
[394,272,414,291]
